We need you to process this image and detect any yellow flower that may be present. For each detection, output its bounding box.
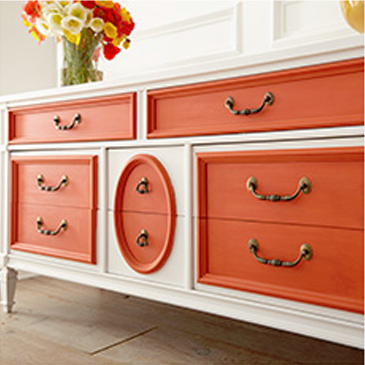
[31,31,41,42]
[112,35,125,47]
[122,39,131,50]
[121,7,132,24]
[103,22,117,39]
[22,18,31,28]
[95,1,114,9]
[63,29,81,45]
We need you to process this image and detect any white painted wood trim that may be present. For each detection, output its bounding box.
[183,143,193,290]
[6,125,364,154]
[98,147,108,274]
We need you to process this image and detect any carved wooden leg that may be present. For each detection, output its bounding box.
[0,267,18,313]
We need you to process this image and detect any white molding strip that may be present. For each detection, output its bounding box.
[106,3,242,77]
[271,0,359,49]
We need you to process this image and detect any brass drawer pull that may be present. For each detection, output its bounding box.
[37,174,68,192]
[53,113,81,130]
[36,217,67,236]
[248,238,313,267]
[225,92,274,116]
[136,177,149,194]
[136,229,148,247]
[246,176,312,202]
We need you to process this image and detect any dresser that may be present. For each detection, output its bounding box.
[0,51,363,349]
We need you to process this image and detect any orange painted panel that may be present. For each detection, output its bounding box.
[12,156,97,209]
[11,204,96,264]
[114,211,176,274]
[197,147,364,230]
[9,93,136,144]
[147,58,364,138]
[114,154,176,215]
[198,218,364,313]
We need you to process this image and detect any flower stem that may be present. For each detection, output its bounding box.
[61,29,103,86]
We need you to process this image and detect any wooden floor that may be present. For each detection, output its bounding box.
[0,276,363,364]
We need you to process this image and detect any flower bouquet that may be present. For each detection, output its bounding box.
[22,1,135,85]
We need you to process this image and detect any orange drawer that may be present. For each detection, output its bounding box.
[114,211,176,274]
[12,156,97,209]
[197,147,364,230]
[198,218,364,313]
[147,59,364,138]
[11,204,96,264]
[114,154,176,215]
[9,93,136,144]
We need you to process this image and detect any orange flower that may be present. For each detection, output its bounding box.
[103,42,120,60]
[95,1,114,9]
[23,1,40,22]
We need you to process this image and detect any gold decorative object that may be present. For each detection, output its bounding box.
[340,1,364,33]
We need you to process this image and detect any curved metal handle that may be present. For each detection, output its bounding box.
[53,113,81,130]
[37,174,68,192]
[36,217,67,236]
[136,229,148,247]
[246,176,312,202]
[136,177,149,194]
[225,92,274,116]
[248,238,313,267]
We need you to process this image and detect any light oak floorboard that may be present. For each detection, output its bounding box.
[2,279,156,354]
[0,327,117,365]
[1,276,363,365]
[96,326,295,365]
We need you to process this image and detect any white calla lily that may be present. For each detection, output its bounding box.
[35,18,51,36]
[61,15,83,35]
[68,2,88,23]
[84,10,93,27]
[47,12,64,35]
[40,3,60,17]
[90,17,104,33]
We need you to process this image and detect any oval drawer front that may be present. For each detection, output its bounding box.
[8,93,136,144]
[147,59,364,138]
[11,204,96,264]
[114,154,176,215]
[114,211,176,274]
[197,147,364,230]
[12,156,97,209]
[198,218,364,313]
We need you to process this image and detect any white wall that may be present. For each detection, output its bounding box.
[0,0,57,96]
[102,0,359,82]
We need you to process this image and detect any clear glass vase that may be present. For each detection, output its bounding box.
[61,28,103,86]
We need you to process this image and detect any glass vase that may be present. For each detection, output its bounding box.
[61,28,103,86]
